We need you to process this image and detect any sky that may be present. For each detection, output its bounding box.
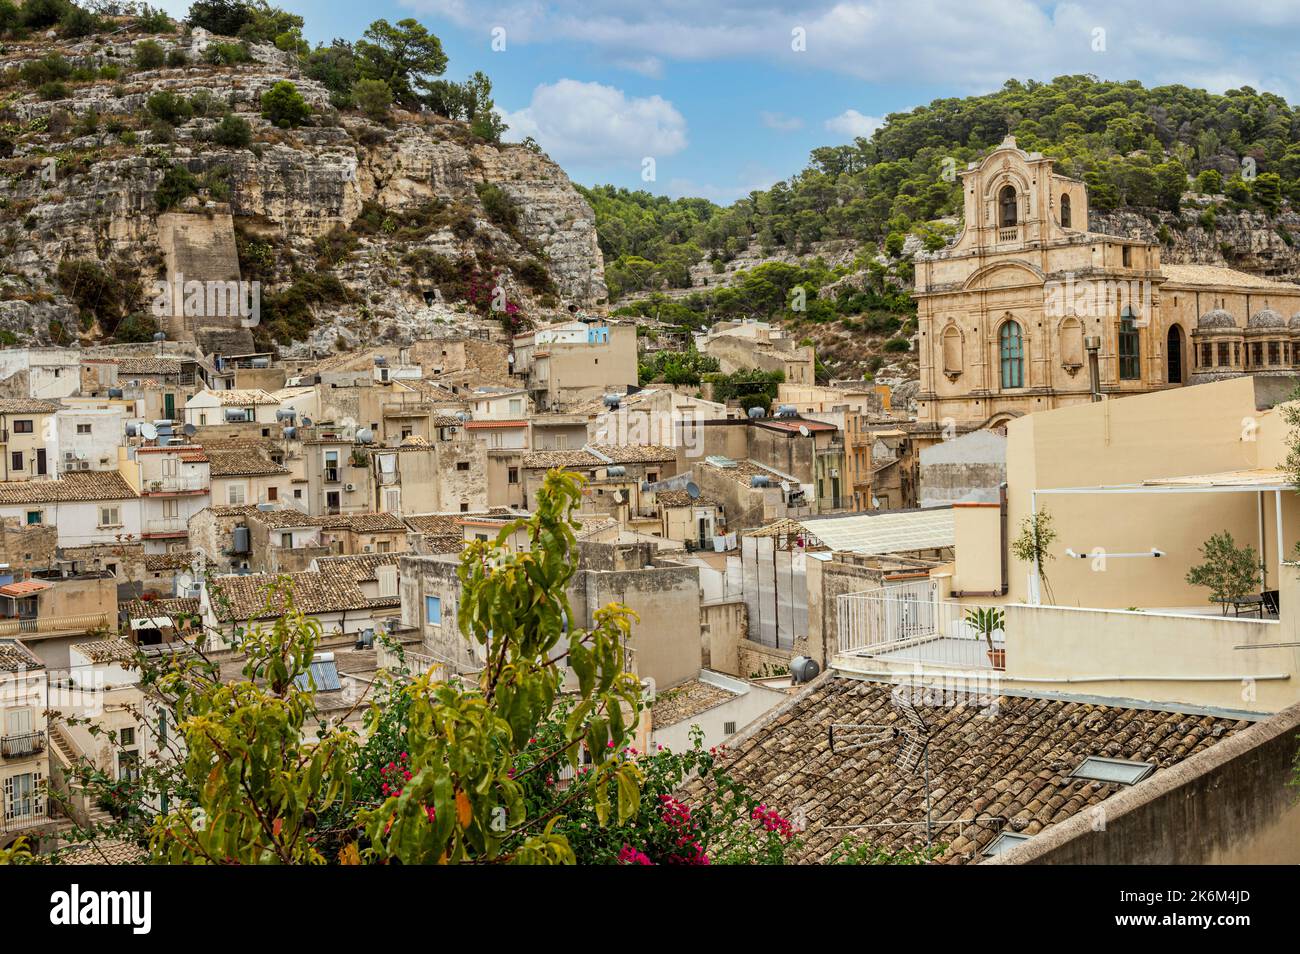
[152,1,1300,205]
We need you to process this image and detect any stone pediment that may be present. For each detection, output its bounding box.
[961,259,1044,291]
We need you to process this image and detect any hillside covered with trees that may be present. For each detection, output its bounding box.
[590,75,1300,384]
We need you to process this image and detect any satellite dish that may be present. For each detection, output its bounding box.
[300,417,313,427]
[153,332,166,342]
[798,425,811,438]
[871,496,881,508]
[780,481,791,493]
[140,423,158,441]
[183,423,197,436]
[686,482,700,499]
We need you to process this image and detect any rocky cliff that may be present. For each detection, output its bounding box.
[0,25,606,355]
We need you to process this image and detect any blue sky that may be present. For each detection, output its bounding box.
[154,1,1300,205]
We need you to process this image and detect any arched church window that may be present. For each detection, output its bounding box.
[1059,316,1084,369]
[941,325,963,376]
[999,319,1024,388]
[999,185,1017,227]
[1060,194,1071,228]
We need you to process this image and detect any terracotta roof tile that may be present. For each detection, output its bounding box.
[209,571,371,622]
[0,471,138,504]
[688,676,1247,864]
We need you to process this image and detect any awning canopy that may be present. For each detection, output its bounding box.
[751,507,955,556]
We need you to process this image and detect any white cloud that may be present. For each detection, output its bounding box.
[824,109,883,140]
[610,56,664,78]
[501,79,687,164]
[761,111,804,132]
[404,0,1300,93]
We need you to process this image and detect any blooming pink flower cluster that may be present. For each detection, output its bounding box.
[380,752,412,798]
[751,804,796,840]
[617,844,653,865]
[659,795,710,865]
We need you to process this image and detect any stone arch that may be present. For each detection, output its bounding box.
[941,323,964,377]
[1058,314,1084,370]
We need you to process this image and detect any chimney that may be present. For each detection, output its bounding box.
[1084,335,1102,402]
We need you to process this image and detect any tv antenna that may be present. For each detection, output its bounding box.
[829,690,935,849]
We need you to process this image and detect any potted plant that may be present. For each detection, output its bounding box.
[1186,531,1260,613]
[964,606,1006,669]
[1011,509,1058,604]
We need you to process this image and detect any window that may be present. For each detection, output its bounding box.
[3,771,42,822]
[99,506,120,527]
[1069,756,1154,786]
[25,511,41,525]
[459,502,469,513]
[1122,245,1132,267]
[425,595,442,626]
[507,466,519,485]
[982,831,1031,857]
[941,324,963,375]
[119,728,140,783]
[12,419,32,434]
[998,185,1017,227]
[281,533,293,548]
[76,423,92,435]
[228,484,246,505]
[1059,194,1071,228]
[199,413,208,426]
[998,320,1024,388]
[377,541,390,554]
[9,451,22,472]
[1118,309,1140,380]
[457,461,470,471]
[294,488,303,499]
[162,499,179,519]
[1167,325,1184,384]
[509,398,523,415]
[5,707,32,738]
[267,486,278,501]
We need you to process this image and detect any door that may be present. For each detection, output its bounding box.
[164,393,176,419]
[1167,325,1184,385]
[35,449,46,476]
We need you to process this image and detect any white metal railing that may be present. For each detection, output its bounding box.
[143,475,207,494]
[837,585,1005,670]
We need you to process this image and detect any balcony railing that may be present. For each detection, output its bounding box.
[0,730,45,759]
[324,468,341,483]
[2,803,47,833]
[143,475,208,495]
[0,612,111,639]
[997,226,1020,243]
[144,517,188,536]
[837,582,1004,670]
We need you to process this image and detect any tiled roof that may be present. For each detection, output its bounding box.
[589,443,678,464]
[315,552,401,583]
[0,638,43,671]
[207,447,289,478]
[404,509,515,535]
[0,398,61,414]
[145,550,197,572]
[198,388,279,406]
[72,638,139,664]
[248,509,323,530]
[700,458,792,487]
[123,597,200,621]
[115,356,182,375]
[55,839,148,865]
[657,490,718,508]
[693,676,1247,864]
[523,450,603,469]
[0,470,138,504]
[1161,263,1300,289]
[652,679,739,727]
[209,571,372,622]
[205,504,261,518]
[322,512,407,533]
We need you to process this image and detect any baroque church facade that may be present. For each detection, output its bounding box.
[912,136,1300,444]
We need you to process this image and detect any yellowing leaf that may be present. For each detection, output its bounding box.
[456,789,472,828]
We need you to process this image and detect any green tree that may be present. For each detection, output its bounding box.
[186,0,253,36]
[134,39,166,70]
[211,113,253,148]
[353,78,393,122]
[355,18,448,111]
[1186,532,1260,606]
[260,80,311,128]
[360,471,644,864]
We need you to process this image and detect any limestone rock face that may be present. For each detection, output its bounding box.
[0,29,605,351]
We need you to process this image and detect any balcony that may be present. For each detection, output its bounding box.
[324,468,341,483]
[142,475,208,496]
[997,225,1020,244]
[0,612,112,639]
[837,582,1004,671]
[0,730,45,759]
[1,802,47,834]
[144,517,188,537]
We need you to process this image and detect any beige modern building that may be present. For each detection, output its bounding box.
[913,135,1300,444]
[697,321,815,387]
